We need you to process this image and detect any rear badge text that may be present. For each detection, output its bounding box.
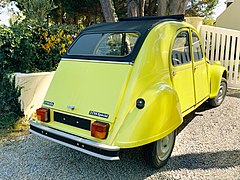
[43,101,54,106]
[89,111,109,119]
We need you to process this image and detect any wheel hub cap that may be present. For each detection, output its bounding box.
[156,132,174,161]
[217,83,225,104]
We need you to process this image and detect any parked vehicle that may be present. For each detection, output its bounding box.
[30,15,227,168]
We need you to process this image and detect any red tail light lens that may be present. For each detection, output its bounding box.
[91,121,109,139]
[36,108,50,122]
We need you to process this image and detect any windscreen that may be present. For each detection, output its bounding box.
[68,32,139,57]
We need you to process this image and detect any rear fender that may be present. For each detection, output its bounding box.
[113,83,183,148]
[209,62,227,98]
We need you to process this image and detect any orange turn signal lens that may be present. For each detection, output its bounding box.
[36,108,50,122]
[91,121,109,139]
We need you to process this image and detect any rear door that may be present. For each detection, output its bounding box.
[191,30,209,104]
[171,29,195,113]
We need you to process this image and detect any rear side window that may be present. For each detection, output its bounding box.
[172,31,191,66]
[192,31,203,61]
[68,32,139,57]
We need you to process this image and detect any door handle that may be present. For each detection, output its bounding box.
[194,66,198,71]
[172,71,176,76]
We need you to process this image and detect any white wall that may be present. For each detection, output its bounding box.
[15,72,55,119]
[216,0,240,31]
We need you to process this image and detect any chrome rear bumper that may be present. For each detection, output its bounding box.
[29,121,120,160]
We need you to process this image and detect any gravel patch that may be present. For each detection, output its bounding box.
[0,90,240,180]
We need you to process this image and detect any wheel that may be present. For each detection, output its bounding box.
[144,130,176,168]
[209,78,227,107]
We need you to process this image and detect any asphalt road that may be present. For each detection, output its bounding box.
[0,90,240,180]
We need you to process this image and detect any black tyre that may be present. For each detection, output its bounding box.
[209,78,227,107]
[144,130,176,168]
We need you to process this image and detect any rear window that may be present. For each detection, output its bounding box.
[68,32,139,57]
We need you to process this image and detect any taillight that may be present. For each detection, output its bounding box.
[91,121,109,139]
[36,108,50,122]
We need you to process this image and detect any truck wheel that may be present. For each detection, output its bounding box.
[209,78,227,107]
[144,130,176,168]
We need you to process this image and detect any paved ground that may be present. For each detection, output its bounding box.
[0,90,239,180]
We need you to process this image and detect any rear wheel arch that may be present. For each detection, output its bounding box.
[209,66,227,98]
[209,77,227,107]
[113,83,182,148]
[222,70,227,79]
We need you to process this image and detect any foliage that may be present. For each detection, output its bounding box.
[8,0,219,26]
[0,21,80,128]
[0,25,22,128]
[15,0,103,26]
[186,0,219,18]
[0,0,9,8]
[203,17,215,26]
[35,21,79,71]
[0,20,80,73]
[14,0,57,22]
[0,73,23,129]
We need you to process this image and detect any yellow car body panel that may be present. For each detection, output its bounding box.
[208,61,227,98]
[44,60,132,123]
[108,22,185,147]
[30,16,227,160]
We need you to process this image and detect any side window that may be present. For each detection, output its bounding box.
[172,31,190,66]
[192,31,203,61]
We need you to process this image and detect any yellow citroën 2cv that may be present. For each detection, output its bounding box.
[30,15,227,168]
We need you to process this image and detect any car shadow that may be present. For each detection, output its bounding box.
[166,149,240,170]
[177,101,212,135]
[119,148,240,170]
[226,89,240,98]
[177,88,240,136]
[121,146,240,179]
[51,144,239,179]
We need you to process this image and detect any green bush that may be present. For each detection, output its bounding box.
[0,20,80,73]
[0,73,23,129]
[0,20,80,128]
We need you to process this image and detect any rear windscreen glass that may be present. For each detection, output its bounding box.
[68,32,139,57]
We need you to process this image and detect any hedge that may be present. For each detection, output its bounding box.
[0,19,81,128]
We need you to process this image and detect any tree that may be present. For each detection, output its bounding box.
[0,0,9,7]
[157,0,167,16]
[203,16,215,26]
[0,1,16,18]
[127,0,145,17]
[15,0,57,22]
[169,0,189,15]
[186,0,218,18]
[50,0,103,26]
[14,0,103,26]
[155,0,190,16]
[127,0,137,17]
[100,0,118,22]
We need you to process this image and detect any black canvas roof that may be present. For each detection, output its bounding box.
[63,15,184,62]
[83,15,184,34]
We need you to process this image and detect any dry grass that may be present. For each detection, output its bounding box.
[0,117,29,141]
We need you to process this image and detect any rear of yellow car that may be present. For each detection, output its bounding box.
[30,20,147,160]
[30,15,226,168]
[30,16,185,164]
[30,60,132,160]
